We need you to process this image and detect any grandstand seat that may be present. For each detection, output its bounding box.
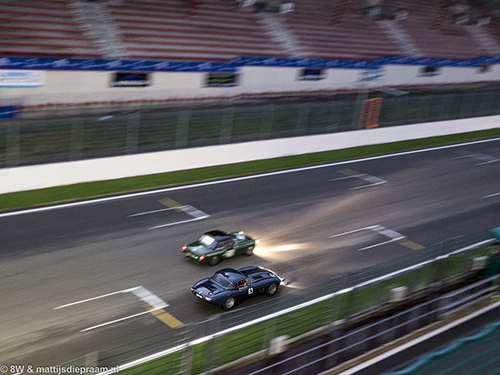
[0,0,104,59]
[389,0,488,59]
[109,0,287,61]
[281,0,404,60]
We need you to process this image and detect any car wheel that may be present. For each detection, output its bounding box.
[266,283,278,296]
[222,297,236,310]
[245,245,254,256]
[208,255,220,266]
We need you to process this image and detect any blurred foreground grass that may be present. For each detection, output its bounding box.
[1,128,500,211]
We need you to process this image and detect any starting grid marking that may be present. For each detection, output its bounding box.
[329,168,387,190]
[453,151,499,166]
[330,225,424,251]
[55,286,183,331]
[129,197,210,230]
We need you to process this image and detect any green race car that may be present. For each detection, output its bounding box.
[182,230,257,266]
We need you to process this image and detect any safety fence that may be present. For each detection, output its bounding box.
[232,274,500,375]
[57,230,497,375]
[2,87,500,168]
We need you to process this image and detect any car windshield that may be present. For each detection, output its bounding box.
[199,234,216,248]
[211,273,233,289]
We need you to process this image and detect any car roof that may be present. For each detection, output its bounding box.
[204,230,231,240]
[215,268,246,282]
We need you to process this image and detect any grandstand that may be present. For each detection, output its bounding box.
[0,0,104,58]
[1,0,500,61]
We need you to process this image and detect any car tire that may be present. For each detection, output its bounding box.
[266,283,279,296]
[208,255,220,266]
[245,245,254,256]
[222,297,236,310]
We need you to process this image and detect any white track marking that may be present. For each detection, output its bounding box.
[329,226,379,238]
[56,286,169,332]
[2,137,500,219]
[358,237,406,251]
[453,153,499,166]
[54,287,140,309]
[328,175,364,181]
[481,192,500,199]
[329,173,387,190]
[131,286,168,310]
[331,225,406,251]
[373,226,404,239]
[80,309,162,332]
[351,174,387,190]
[128,206,186,217]
[148,205,210,229]
[182,205,210,218]
[149,215,209,230]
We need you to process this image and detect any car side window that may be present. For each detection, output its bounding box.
[237,279,250,289]
[215,241,226,250]
[227,239,235,247]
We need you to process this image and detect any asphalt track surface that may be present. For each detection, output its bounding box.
[1,139,500,369]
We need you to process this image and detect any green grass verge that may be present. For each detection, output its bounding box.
[1,128,500,211]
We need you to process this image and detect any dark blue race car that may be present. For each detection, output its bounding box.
[191,266,285,310]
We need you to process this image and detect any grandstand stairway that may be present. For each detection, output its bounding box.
[394,0,488,59]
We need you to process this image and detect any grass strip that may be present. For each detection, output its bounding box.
[1,128,500,211]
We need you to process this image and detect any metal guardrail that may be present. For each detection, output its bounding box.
[85,230,496,374]
[244,275,500,375]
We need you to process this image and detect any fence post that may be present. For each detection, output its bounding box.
[70,116,83,161]
[179,324,196,375]
[6,120,20,167]
[219,107,234,144]
[176,110,189,149]
[202,314,220,372]
[263,317,278,351]
[296,102,310,135]
[328,101,340,132]
[351,90,369,130]
[260,105,273,140]
[126,111,140,154]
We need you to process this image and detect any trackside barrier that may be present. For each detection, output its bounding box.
[2,88,500,170]
[85,231,497,375]
[243,275,500,375]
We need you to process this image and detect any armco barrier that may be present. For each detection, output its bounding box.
[83,231,496,375]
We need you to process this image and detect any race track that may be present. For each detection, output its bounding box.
[1,138,499,368]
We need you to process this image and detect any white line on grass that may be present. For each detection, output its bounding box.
[2,137,500,219]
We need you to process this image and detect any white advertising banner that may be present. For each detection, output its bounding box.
[0,70,45,87]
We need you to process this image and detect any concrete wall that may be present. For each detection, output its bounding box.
[1,114,499,194]
[2,64,500,106]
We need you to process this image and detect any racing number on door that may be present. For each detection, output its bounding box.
[225,249,235,258]
[248,288,254,295]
